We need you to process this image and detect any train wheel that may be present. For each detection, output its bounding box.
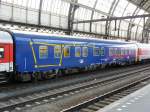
[55,69,63,77]
[101,64,106,69]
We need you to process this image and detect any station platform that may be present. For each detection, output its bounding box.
[98,83,150,112]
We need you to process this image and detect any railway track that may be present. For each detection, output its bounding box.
[0,65,150,112]
[1,64,149,99]
[62,74,150,112]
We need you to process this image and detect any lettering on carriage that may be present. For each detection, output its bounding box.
[79,59,84,64]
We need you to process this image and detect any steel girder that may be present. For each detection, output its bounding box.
[89,0,98,32]
[127,0,149,41]
[73,14,150,23]
[105,0,120,39]
[38,0,43,26]
[67,0,78,35]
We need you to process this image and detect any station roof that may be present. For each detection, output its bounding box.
[0,0,149,42]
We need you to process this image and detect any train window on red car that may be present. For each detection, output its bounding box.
[0,48,4,59]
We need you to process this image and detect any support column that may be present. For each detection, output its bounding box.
[117,3,129,38]
[10,0,14,22]
[126,7,139,41]
[89,0,98,32]
[38,0,43,26]
[105,0,120,39]
[67,0,78,35]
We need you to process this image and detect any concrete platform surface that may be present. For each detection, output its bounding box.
[97,83,150,112]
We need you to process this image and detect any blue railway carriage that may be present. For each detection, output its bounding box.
[1,29,138,81]
[13,31,109,81]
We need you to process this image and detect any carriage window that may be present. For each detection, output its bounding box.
[109,48,113,56]
[112,48,116,55]
[93,47,100,56]
[0,48,4,58]
[129,49,132,55]
[116,49,120,55]
[82,47,88,57]
[75,47,81,57]
[124,49,127,55]
[64,46,70,57]
[127,49,129,55]
[39,46,48,59]
[132,50,135,55]
[118,49,121,55]
[114,48,117,55]
[123,49,126,55]
[54,45,61,58]
[121,48,124,55]
[100,48,105,56]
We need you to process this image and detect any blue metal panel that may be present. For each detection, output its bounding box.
[15,37,35,72]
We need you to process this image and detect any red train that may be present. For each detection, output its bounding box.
[0,31,13,74]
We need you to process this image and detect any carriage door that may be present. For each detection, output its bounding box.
[31,42,63,68]
[38,45,62,66]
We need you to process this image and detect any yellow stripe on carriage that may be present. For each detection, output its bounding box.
[30,41,37,65]
[33,42,89,47]
[33,42,59,46]
[59,45,64,66]
[36,64,60,68]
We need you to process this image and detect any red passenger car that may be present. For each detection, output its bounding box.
[0,31,13,82]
